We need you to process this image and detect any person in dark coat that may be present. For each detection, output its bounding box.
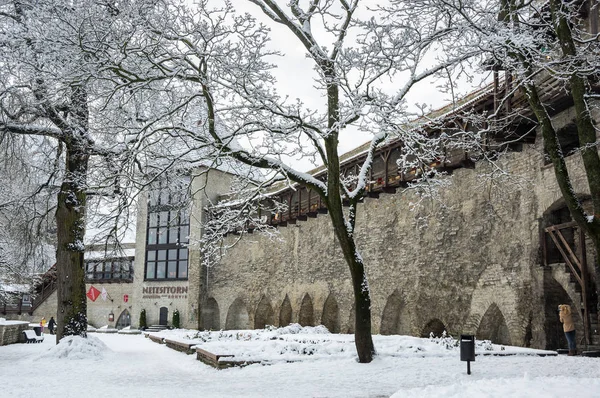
[48,317,56,335]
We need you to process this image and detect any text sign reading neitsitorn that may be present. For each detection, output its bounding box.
[142,286,188,300]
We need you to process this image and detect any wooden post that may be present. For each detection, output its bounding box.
[541,225,548,267]
[579,228,591,345]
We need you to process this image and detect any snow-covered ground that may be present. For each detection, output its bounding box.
[1,327,599,398]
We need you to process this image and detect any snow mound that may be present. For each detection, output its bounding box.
[39,336,109,360]
[274,324,330,335]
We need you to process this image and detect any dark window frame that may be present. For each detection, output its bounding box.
[85,257,134,283]
[144,177,190,281]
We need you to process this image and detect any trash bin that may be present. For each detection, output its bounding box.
[460,334,475,362]
[460,334,475,375]
[33,326,42,336]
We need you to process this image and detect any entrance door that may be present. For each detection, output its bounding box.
[159,307,168,326]
[116,310,131,329]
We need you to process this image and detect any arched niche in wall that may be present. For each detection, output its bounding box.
[202,297,220,331]
[225,297,249,330]
[279,295,292,327]
[116,309,131,329]
[380,290,410,335]
[420,318,446,338]
[543,275,582,350]
[299,293,314,326]
[254,296,275,329]
[321,293,340,333]
[476,303,511,345]
[346,304,355,334]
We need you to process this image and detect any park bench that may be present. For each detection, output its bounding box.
[148,334,164,344]
[195,347,259,369]
[23,329,44,343]
[164,338,197,355]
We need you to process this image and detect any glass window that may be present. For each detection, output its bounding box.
[156,262,166,278]
[178,260,188,278]
[158,228,168,244]
[103,262,112,279]
[148,228,157,245]
[146,263,155,279]
[180,225,189,241]
[85,258,134,283]
[145,176,190,281]
[167,261,177,278]
[168,227,178,244]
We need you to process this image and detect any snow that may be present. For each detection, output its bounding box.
[1,328,599,398]
[0,318,28,326]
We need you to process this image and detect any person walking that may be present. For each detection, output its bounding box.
[40,317,47,336]
[559,304,576,356]
[48,317,56,335]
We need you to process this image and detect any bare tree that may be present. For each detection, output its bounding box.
[99,0,483,362]
[0,0,136,340]
[438,0,600,331]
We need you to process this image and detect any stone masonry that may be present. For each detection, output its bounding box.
[200,105,599,350]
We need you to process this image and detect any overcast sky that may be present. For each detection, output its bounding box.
[206,0,486,171]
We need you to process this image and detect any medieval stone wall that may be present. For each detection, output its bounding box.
[202,106,598,349]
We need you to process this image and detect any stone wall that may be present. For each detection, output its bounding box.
[0,320,29,345]
[200,106,598,350]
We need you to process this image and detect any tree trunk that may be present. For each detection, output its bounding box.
[550,0,600,318]
[323,68,375,363]
[326,196,375,363]
[55,143,89,341]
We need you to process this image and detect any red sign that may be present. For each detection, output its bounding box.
[123,294,129,303]
[86,286,101,302]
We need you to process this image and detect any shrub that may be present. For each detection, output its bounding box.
[172,309,180,329]
[139,309,147,330]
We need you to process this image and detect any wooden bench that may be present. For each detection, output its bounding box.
[148,334,164,344]
[23,330,44,343]
[195,347,258,369]
[164,339,197,355]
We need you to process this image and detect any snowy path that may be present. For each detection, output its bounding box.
[1,333,599,397]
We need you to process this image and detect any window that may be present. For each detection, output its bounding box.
[85,258,134,283]
[145,177,190,280]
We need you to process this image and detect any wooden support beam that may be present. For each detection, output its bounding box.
[547,230,583,286]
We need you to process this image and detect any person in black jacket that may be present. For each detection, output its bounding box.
[48,317,56,335]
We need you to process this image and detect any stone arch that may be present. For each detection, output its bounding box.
[254,296,275,329]
[202,297,220,330]
[476,303,511,345]
[225,297,249,330]
[116,309,131,329]
[346,303,355,334]
[279,295,292,327]
[464,263,524,346]
[299,293,314,326]
[321,293,339,333]
[542,272,582,350]
[380,290,410,335]
[420,318,446,337]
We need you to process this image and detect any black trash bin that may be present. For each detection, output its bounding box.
[460,334,475,375]
[33,326,42,336]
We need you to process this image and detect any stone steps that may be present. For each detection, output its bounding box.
[145,324,168,333]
